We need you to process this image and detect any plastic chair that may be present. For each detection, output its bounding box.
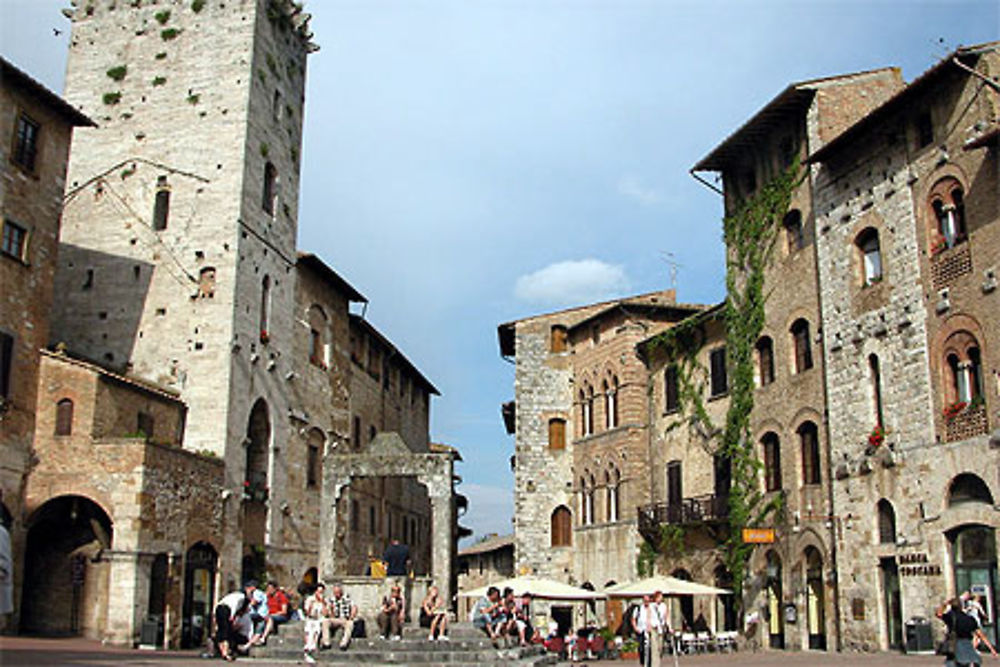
[588,635,605,659]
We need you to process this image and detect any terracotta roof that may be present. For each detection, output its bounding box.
[2,57,95,127]
[41,349,183,403]
[430,442,463,461]
[692,67,901,172]
[459,534,514,557]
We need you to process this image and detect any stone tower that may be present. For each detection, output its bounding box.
[52,0,315,580]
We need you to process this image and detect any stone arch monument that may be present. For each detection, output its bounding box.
[319,433,456,604]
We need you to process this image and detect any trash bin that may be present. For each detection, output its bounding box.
[905,617,933,653]
[140,617,163,647]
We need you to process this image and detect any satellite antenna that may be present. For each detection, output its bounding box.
[660,251,681,290]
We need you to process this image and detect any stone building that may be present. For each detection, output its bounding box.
[806,43,1000,651]
[11,0,460,646]
[498,290,703,628]
[24,350,224,647]
[0,57,93,547]
[456,533,514,618]
[673,67,905,652]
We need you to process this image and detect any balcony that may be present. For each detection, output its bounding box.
[945,402,988,443]
[638,493,729,542]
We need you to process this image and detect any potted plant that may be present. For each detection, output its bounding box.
[620,637,639,659]
[943,400,968,421]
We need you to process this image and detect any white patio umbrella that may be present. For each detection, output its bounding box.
[604,575,730,598]
[459,575,605,600]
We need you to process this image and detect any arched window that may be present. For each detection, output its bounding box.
[943,331,983,405]
[578,477,587,524]
[856,228,882,286]
[262,162,278,215]
[602,379,610,430]
[578,390,587,437]
[799,421,820,485]
[606,468,621,522]
[756,336,775,386]
[869,354,884,427]
[548,418,566,450]
[877,499,896,544]
[784,209,804,253]
[791,319,813,373]
[550,325,568,353]
[929,178,967,251]
[608,376,619,428]
[55,398,74,436]
[551,506,572,547]
[948,473,994,506]
[762,432,782,492]
[259,275,271,342]
[585,384,595,436]
[587,474,596,524]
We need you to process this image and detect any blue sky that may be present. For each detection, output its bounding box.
[2,0,997,543]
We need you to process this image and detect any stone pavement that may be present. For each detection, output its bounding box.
[0,637,957,666]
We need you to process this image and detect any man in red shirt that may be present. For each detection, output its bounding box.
[259,580,290,644]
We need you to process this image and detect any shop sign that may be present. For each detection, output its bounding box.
[742,528,775,544]
[897,552,942,576]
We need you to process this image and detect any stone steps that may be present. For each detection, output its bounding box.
[250,621,556,665]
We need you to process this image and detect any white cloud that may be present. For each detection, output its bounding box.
[617,174,664,206]
[460,483,513,546]
[514,259,629,306]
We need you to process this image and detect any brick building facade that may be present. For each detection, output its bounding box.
[499,290,703,630]
[1,57,93,561]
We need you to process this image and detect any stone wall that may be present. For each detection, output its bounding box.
[811,48,1000,652]
[24,351,224,645]
[0,59,87,561]
[52,0,314,585]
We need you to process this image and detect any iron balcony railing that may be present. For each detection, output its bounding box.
[637,493,729,540]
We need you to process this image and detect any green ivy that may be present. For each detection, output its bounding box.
[103,91,122,105]
[154,9,171,24]
[187,93,200,105]
[106,65,128,81]
[718,157,802,610]
[640,159,802,612]
[160,28,181,41]
[152,76,167,86]
[191,0,206,12]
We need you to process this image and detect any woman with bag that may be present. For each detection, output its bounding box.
[937,596,983,667]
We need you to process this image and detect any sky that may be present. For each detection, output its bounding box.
[2,0,997,545]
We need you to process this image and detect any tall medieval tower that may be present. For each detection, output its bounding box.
[52,0,314,580]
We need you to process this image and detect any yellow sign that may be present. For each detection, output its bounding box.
[742,528,775,544]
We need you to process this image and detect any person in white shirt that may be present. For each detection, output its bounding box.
[214,588,251,661]
[631,595,664,667]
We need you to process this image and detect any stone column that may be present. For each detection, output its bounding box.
[429,492,453,605]
[104,550,143,645]
[319,475,349,582]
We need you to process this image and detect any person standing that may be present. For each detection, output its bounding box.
[383,539,410,577]
[631,594,664,667]
[650,590,670,666]
[937,596,982,667]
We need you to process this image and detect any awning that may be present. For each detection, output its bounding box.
[459,576,605,601]
[605,575,731,598]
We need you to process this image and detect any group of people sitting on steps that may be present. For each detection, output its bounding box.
[470,585,536,647]
[209,579,293,661]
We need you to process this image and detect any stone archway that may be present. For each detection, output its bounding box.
[21,495,113,637]
[319,433,455,604]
